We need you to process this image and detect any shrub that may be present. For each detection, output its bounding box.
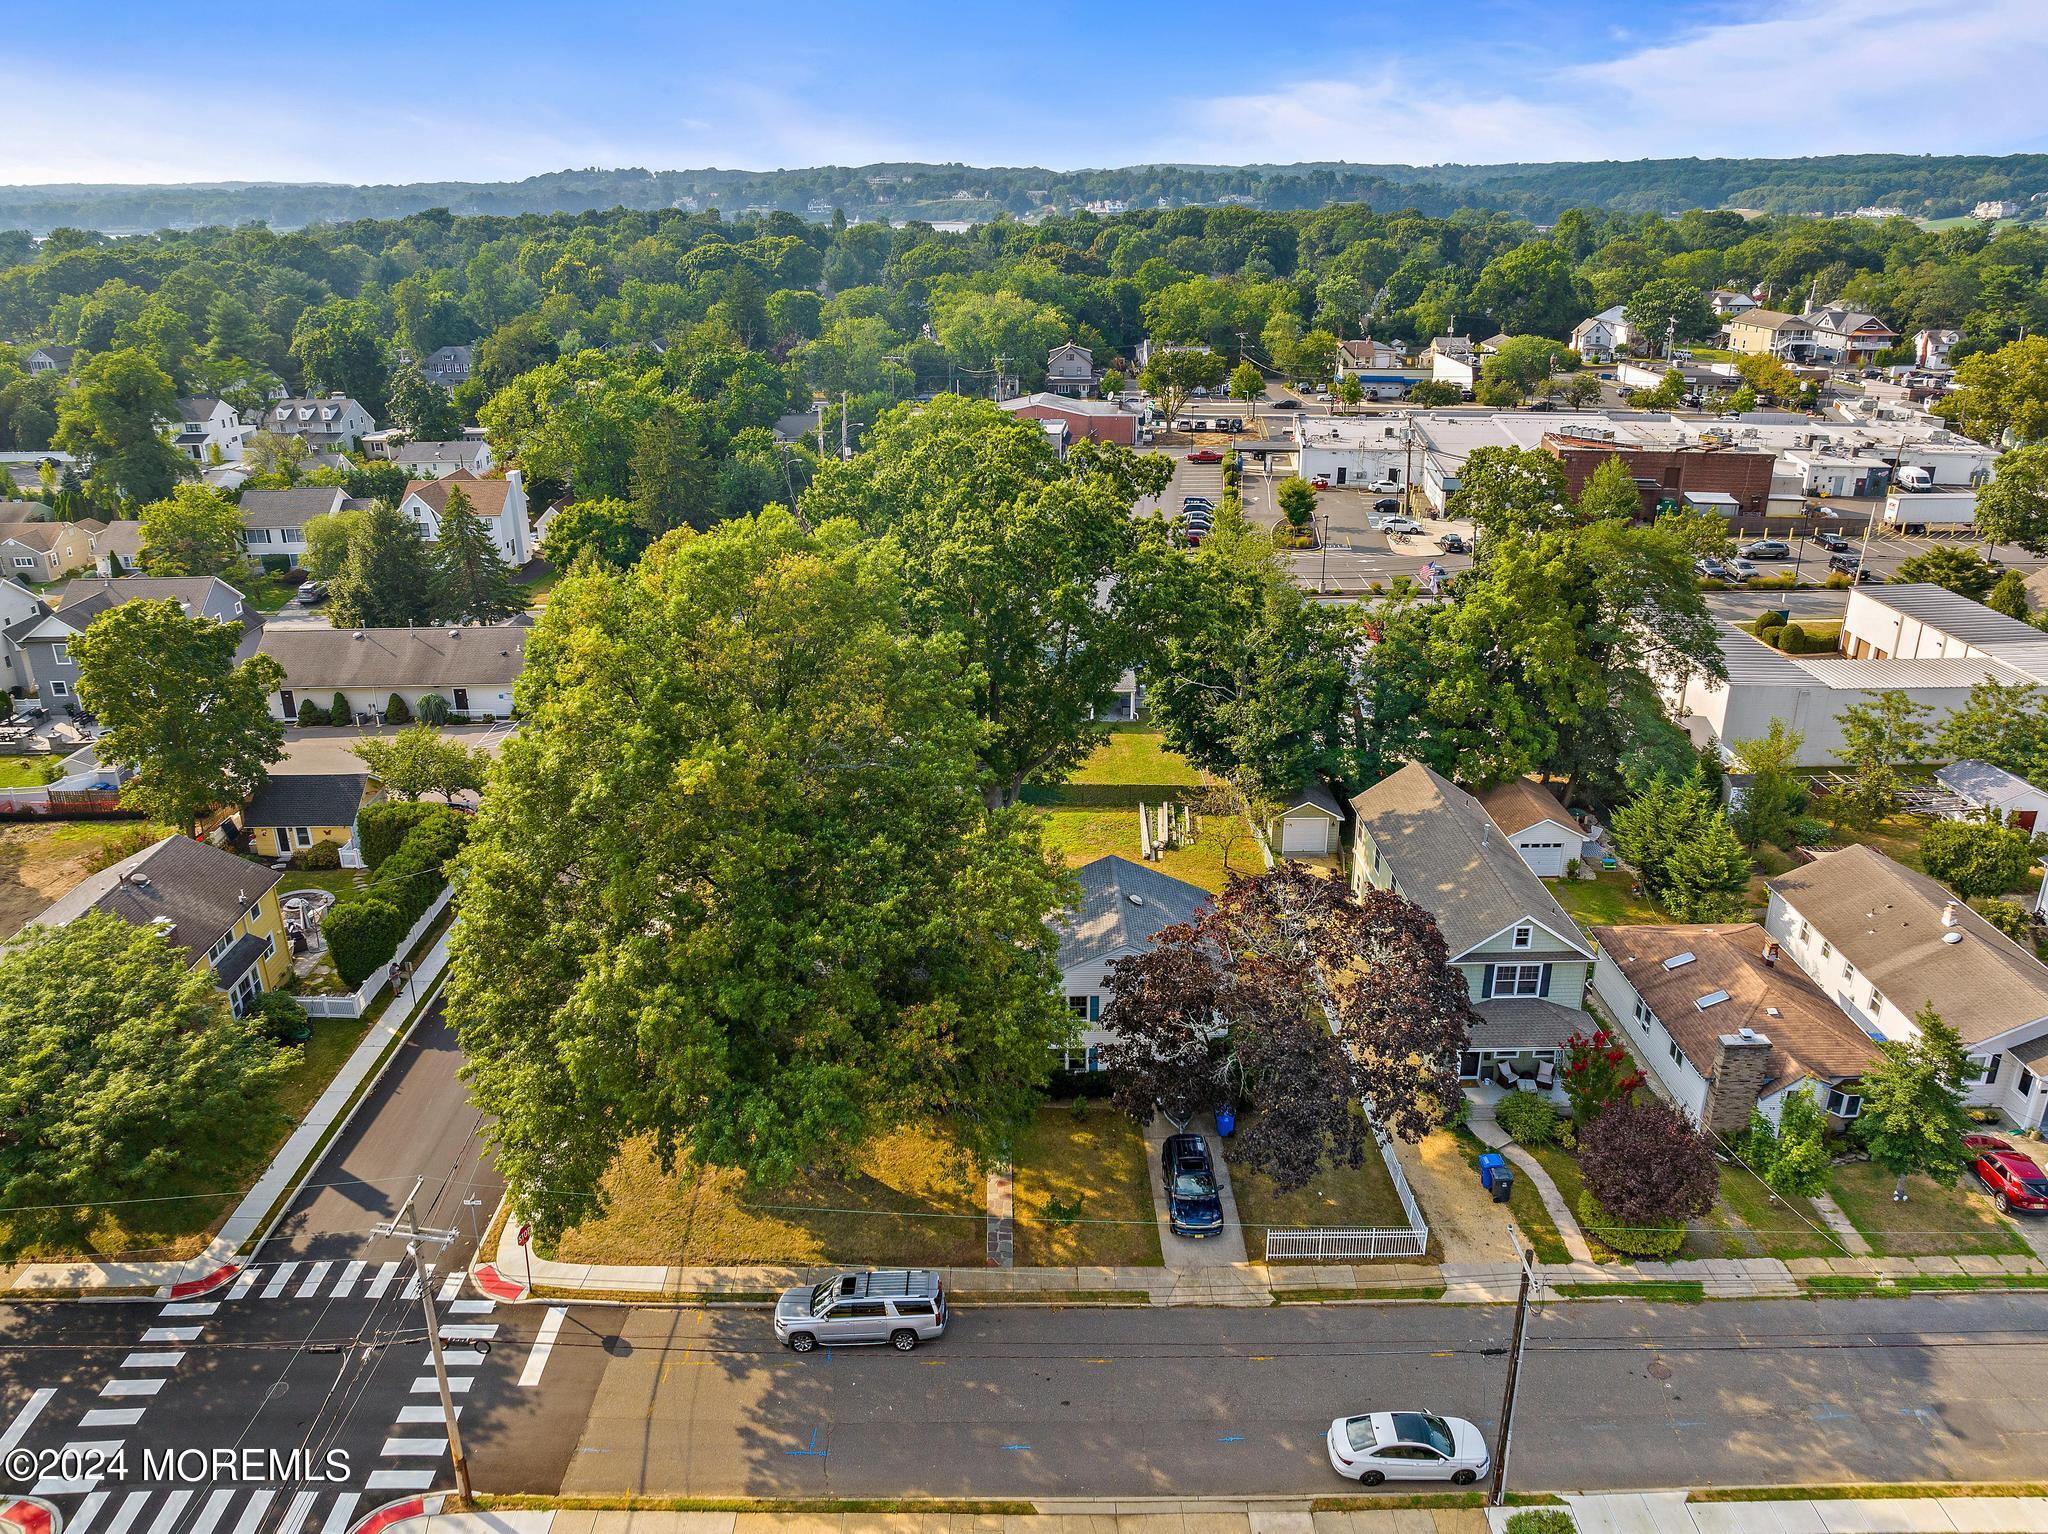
[1775,622,1807,651]
[1755,620,1785,648]
[1579,1096,1719,1236]
[330,692,353,725]
[1577,1188,1686,1258]
[1506,1514,1577,1534]
[1922,819,2039,899]
[1556,1119,1578,1151]
[296,698,329,727]
[291,840,342,871]
[1495,1091,1562,1146]
[1561,1028,1644,1125]
[260,553,292,574]
[1970,896,2033,940]
[357,801,439,871]
[254,990,311,1046]
[416,692,451,725]
[1759,609,1790,628]
[385,693,413,725]
[324,897,406,989]
[1823,572,1851,590]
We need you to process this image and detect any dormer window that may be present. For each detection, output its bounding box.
[1511,924,1533,949]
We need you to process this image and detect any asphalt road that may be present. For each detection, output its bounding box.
[558,1292,2048,1499]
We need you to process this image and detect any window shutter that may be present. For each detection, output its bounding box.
[1538,964,1552,998]
[1481,964,1496,1000]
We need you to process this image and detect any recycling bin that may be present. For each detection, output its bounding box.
[1478,1151,1507,1190]
[1215,1106,1236,1137]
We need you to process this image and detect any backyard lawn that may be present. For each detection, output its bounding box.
[241,572,304,612]
[1068,727,1205,788]
[1012,1104,1161,1266]
[273,867,369,899]
[1553,869,1665,928]
[1821,814,1933,874]
[1226,1113,1409,1255]
[1829,1160,2030,1258]
[0,819,167,939]
[0,756,62,789]
[1035,804,1261,894]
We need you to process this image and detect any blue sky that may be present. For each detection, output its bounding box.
[2,0,2042,184]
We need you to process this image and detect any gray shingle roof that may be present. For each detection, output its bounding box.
[241,773,367,829]
[1052,854,1211,972]
[1472,998,1587,1050]
[1350,763,1590,962]
[239,487,349,530]
[31,834,282,965]
[212,930,269,985]
[1768,844,2048,1045]
[257,624,526,691]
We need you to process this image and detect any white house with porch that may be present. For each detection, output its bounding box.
[1047,855,1211,1073]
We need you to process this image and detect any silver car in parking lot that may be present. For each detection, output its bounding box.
[773,1269,949,1353]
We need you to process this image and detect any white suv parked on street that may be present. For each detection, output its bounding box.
[774,1269,949,1352]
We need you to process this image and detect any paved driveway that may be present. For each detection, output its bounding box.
[277,720,517,773]
[1142,1114,1250,1269]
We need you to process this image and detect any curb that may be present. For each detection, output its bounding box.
[473,1264,525,1302]
[166,1262,245,1301]
[347,1492,446,1534]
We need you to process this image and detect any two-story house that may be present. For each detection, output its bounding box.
[24,344,75,376]
[420,344,474,389]
[1044,340,1099,398]
[1569,306,1634,364]
[390,439,494,480]
[1350,762,1595,1084]
[15,575,257,703]
[1048,855,1211,1074]
[0,518,92,583]
[169,397,249,463]
[1724,309,1818,362]
[240,486,354,568]
[1765,844,2048,1132]
[1801,306,1899,366]
[395,470,533,567]
[263,395,377,451]
[0,575,47,696]
[29,833,292,1015]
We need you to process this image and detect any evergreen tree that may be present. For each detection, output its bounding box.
[1612,769,1748,914]
[1662,813,1751,920]
[1855,1005,1976,1202]
[431,485,528,623]
[328,501,437,628]
[1986,568,2031,621]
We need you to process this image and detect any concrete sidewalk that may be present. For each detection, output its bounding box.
[1544,1490,2048,1533]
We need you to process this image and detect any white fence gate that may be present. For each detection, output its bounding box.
[1264,1125,1430,1262]
[298,885,455,1020]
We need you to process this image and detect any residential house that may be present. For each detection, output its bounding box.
[1267,779,1344,859]
[1045,340,1098,398]
[1711,290,1759,318]
[395,470,533,566]
[1048,854,1211,1072]
[80,519,141,576]
[257,623,526,722]
[1935,759,2048,834]
[1133,339,1211,372]
[420,344,475,389]
[996,393,1140,447]
[236,772,368,862]
[24,345,75,375]
[1478,778,1584,879]
[263,394,377,451]
[27,833,292,1016]
[1589,922,1881,1134]
[1802,306,1899,366]
[1913,329,1961,370]
[0,519,93,583]
[1350,762,1596,1083]
[0,575,44,696]
[1569,306,1634,364]
[1723,310,1818,362]
[1766,845,2048,1131]
[169,397,248,463]
[390,439,494,479]
[1974,200,2023,221]
[14,575,255,704]
[240,486,353,568]
[1337,338,1406,376]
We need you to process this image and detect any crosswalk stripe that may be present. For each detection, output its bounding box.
[119,1352,184,1369]
[520,1305,567,1388]
[260,1262,299,1298]
[80,1407,146,1427]
[30,1479,96,1497]
[227,1488,274,1534]
[101,1489,152,1534]
[396,1403,460,1423]
[140,1327,200,1344]
[436,1271,463,1301]
[437,1345,487,1368]
[364,1261,399,1298]
[436,1323,496,1340]
[296,1261,333,1298]
[445,1298,495,1315]
[102,1378,165,1398]
[0,1386,52,1455]
[277,1488,320,1534]
[363,1471,435,1491]
[142,1489,194,1534]
[331,1260,366,1298]
[59,1439,127,1460]
[186,1487,237,1534]
[401,1274,422,1300]
[63,1491,110,1534]
[380,1436,449,1456]
[226,1268,259,1300]
[412,1375,472,1393]
[158,1301,218,1318]
[316,1492,361,1534]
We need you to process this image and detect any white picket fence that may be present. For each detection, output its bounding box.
[1264,1126,1430,1262]
[298,884,454,1019]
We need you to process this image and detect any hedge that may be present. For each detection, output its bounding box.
[1496,1091,1562,1146]
[322,805,471,987]
[325,897,407,989]
[1576,1188,1686,1258]
[357,801,441,871]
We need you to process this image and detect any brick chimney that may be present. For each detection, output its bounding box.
[1702,1030,1773,1136]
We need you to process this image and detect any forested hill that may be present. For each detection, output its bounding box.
[3,154,2045,235]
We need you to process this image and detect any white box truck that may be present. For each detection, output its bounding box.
[1883,488,1977,531]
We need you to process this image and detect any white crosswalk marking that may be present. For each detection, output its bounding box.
[381,1436,449,1456]
[436,1271,463,1301]
[365,1261,399,1298]
[102,1490,152,1534]
[0,1386,52,1455]
[437,1323,496,1340]
[317,1492,361,1534]
[227,1488,274,1534]
[332,1259,366,1298]
[401,1273,422,1300]
[142,1489,194,1534]
[364,1470,435,1491]
[520,1305,568,1387]
[446,1298,495,1315]
[260,1262,300,1298]
[119,1352,183,1369]
[412,1374,473,1393]
[158,1301,218,1317]
[226,1268,259,1299]
[438,1345,488,1368]
[101,1378,164,1397]
[80,1407,146,1427]
[186,1487,238,1534]
[277,1488,320,1534]
[64,1491,110,1534]
[396,1403,461,1423]
[296,1261,334,1297]
[140,1327,200,1344]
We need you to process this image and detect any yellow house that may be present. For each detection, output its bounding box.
[31,833,293,1014]
[238,772,368,862]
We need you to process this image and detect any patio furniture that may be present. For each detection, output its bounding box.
[1515,1076,1538,1093]
[1535,1060,1556,1090]
[1494,1063,1518,1090]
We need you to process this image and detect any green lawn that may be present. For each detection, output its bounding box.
[1686,1162,1841,1261]
[1554,869,1666,928]
[0,755,62,788]
[273,867,369,899]
[1819,814,1933,874]
[1068,727,1205,789]
[1227,1114,1409,1256]
[1035,804,1262,894]
[241,571,304,612]
[1828,1160,2030,1258]
[1012,1103,1161,1267]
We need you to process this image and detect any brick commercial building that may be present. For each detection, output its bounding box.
[997,392,1141,447]
[1540,431,1776,523]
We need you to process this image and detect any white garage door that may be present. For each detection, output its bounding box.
[1518,839,1567,878]
[1281,814,1328,855]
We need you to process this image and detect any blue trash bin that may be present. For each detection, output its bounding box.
[1477,1151,1506,1190]
[1215,1106,1237,1137]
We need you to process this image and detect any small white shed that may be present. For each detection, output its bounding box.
[1269,778,1345,858]
[1936,759,2048,834]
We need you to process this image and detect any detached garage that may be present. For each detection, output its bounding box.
[1269,779,1344,859]
[1479,778,1582,880]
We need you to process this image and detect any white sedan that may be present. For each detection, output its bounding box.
[1325,1410,1490,1485]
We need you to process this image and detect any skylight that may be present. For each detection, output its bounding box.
[1695,990,1730,1010]
[1662,952,1696,970]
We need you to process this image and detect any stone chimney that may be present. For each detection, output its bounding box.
[1702,1030,1773,1137]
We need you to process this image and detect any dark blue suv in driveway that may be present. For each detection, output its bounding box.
[1161,1132,1225,1238]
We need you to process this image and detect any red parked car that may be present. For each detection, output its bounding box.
[1186,448,1224,463]
[1973,1145,2048,1214]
